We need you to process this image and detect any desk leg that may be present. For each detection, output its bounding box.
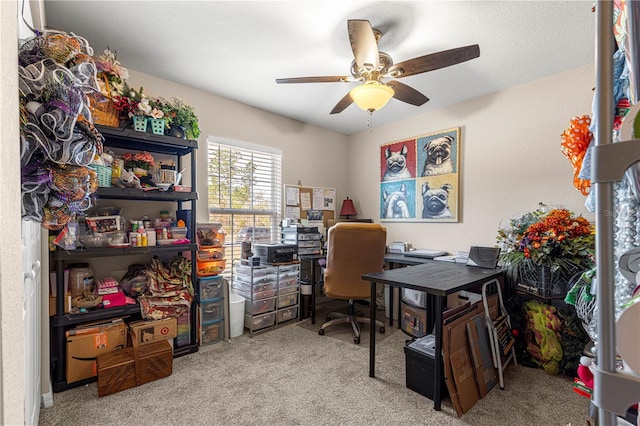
[310,259,316,325]
[388,285,394,327]
[433,295,445,411]
[369,281,376,378]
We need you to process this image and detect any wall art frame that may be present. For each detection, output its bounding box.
[379,127,460,222]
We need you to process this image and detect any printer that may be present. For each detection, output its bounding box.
[253,243,298,264]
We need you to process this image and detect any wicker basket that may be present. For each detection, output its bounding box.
[91,165,113,188]
[89,73,120,127]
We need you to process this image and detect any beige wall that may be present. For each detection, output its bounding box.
[347,64,595,254]
[125,70,350,221]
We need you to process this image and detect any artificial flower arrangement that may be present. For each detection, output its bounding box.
[496,203,595,284]
[94,48,129,98]
[161,97,201,139]
[113,85,164,119]
[122,151,155,174]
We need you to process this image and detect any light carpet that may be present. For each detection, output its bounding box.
[39,320,592,426]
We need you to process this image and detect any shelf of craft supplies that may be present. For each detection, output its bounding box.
[95,124,197,155]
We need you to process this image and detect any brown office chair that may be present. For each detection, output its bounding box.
[318,222,387,344]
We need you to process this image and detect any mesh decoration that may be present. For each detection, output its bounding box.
[48,164,98,202]
[18,29,104,226]
[561,115,592,196]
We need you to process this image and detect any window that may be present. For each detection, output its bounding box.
[206,138,282,271]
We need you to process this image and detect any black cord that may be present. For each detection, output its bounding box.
[20,0,39,36]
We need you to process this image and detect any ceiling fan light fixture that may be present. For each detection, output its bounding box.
[350,81,394,113]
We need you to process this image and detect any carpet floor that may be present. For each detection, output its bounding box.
[39,308,592,426]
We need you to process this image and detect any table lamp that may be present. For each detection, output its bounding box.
[340,197,357,219]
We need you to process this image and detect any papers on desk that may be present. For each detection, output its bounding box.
[434,255,457,262]
[403,249,446,259]
[434,251,470,263]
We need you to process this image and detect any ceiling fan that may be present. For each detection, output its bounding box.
[276,19,480,115]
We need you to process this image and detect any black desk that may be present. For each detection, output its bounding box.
[362,261,503,411]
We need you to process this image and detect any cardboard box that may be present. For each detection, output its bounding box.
[49,293,71,316]
[66,321,127,384]
[129,317,177,346]
[466,315,498,397]
[97,339,173,397]
[442,302,482,416]
[400,301,428,338]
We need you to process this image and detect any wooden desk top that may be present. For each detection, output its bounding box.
[363,261,503,297]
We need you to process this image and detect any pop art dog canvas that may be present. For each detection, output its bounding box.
[379,128,460,222]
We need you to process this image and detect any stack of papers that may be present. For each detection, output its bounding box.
[404,249,447,259]
[434,255,457,262]
[456,251,469,263]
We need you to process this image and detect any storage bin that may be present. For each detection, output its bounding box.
[277,292,298,309]
[401,301,428,338]
[278,282,298,295]
[234,272,277,286]
[401,288,427,307]
[277,306,298,323]
[234,264,276,277]
[199,276,224,300]
[195,223,224,248]
[244,297,276,315]
[245,311,275,331]
[404,335,447,400]
[235,287,276,301]
[233,279,277,295]
[201,298,224,322]
[196,258,225,277]
[278,276,298,288]
[278,263,300,273]
[196,247,225,261]
[200,318,224,345]
[169,226,188,239]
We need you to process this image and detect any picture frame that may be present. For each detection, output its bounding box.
[379,127,460,222]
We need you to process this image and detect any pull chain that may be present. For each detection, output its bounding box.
[367,110,374,132]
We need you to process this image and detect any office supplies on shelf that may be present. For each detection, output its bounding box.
[404,249,447,259]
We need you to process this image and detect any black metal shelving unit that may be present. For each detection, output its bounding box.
[50,125,199,392]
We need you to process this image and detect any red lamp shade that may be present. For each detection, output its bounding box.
[340,197,357,218]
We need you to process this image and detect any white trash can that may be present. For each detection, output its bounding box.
[229,293,245,338]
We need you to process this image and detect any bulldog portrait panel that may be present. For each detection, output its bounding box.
[379,180,416,219]
[417,128,459,177]
[417,175,459,222]
[380,139,417,182]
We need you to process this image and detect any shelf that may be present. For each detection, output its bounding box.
[52,243,198,260]
[52,303,142,327]
[96,186,197,201]
[95,124,197,155]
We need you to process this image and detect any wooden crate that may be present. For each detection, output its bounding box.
[97,338,172,397]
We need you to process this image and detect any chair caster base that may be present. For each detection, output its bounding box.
[318,329,325,336]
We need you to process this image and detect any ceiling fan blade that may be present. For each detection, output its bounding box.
[330,92,354,114]
[348,19,379,71]
[387,44,480,78]
[276,76,354,84]
[386,81,429,106]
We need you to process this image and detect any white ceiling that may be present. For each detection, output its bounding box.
[42,1,596,135]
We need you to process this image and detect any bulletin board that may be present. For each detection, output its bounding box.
[283,184,336,227]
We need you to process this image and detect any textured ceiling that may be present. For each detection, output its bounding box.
[43,1,596,135]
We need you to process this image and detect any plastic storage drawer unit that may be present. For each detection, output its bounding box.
[245,297,276,315]
[201,318,224,345]
[277,306,298,323]
[277,292,298,309]
[201,298,224,322]
[245,311,276,331]
[404,334,447,400]
[199,276,224,300]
